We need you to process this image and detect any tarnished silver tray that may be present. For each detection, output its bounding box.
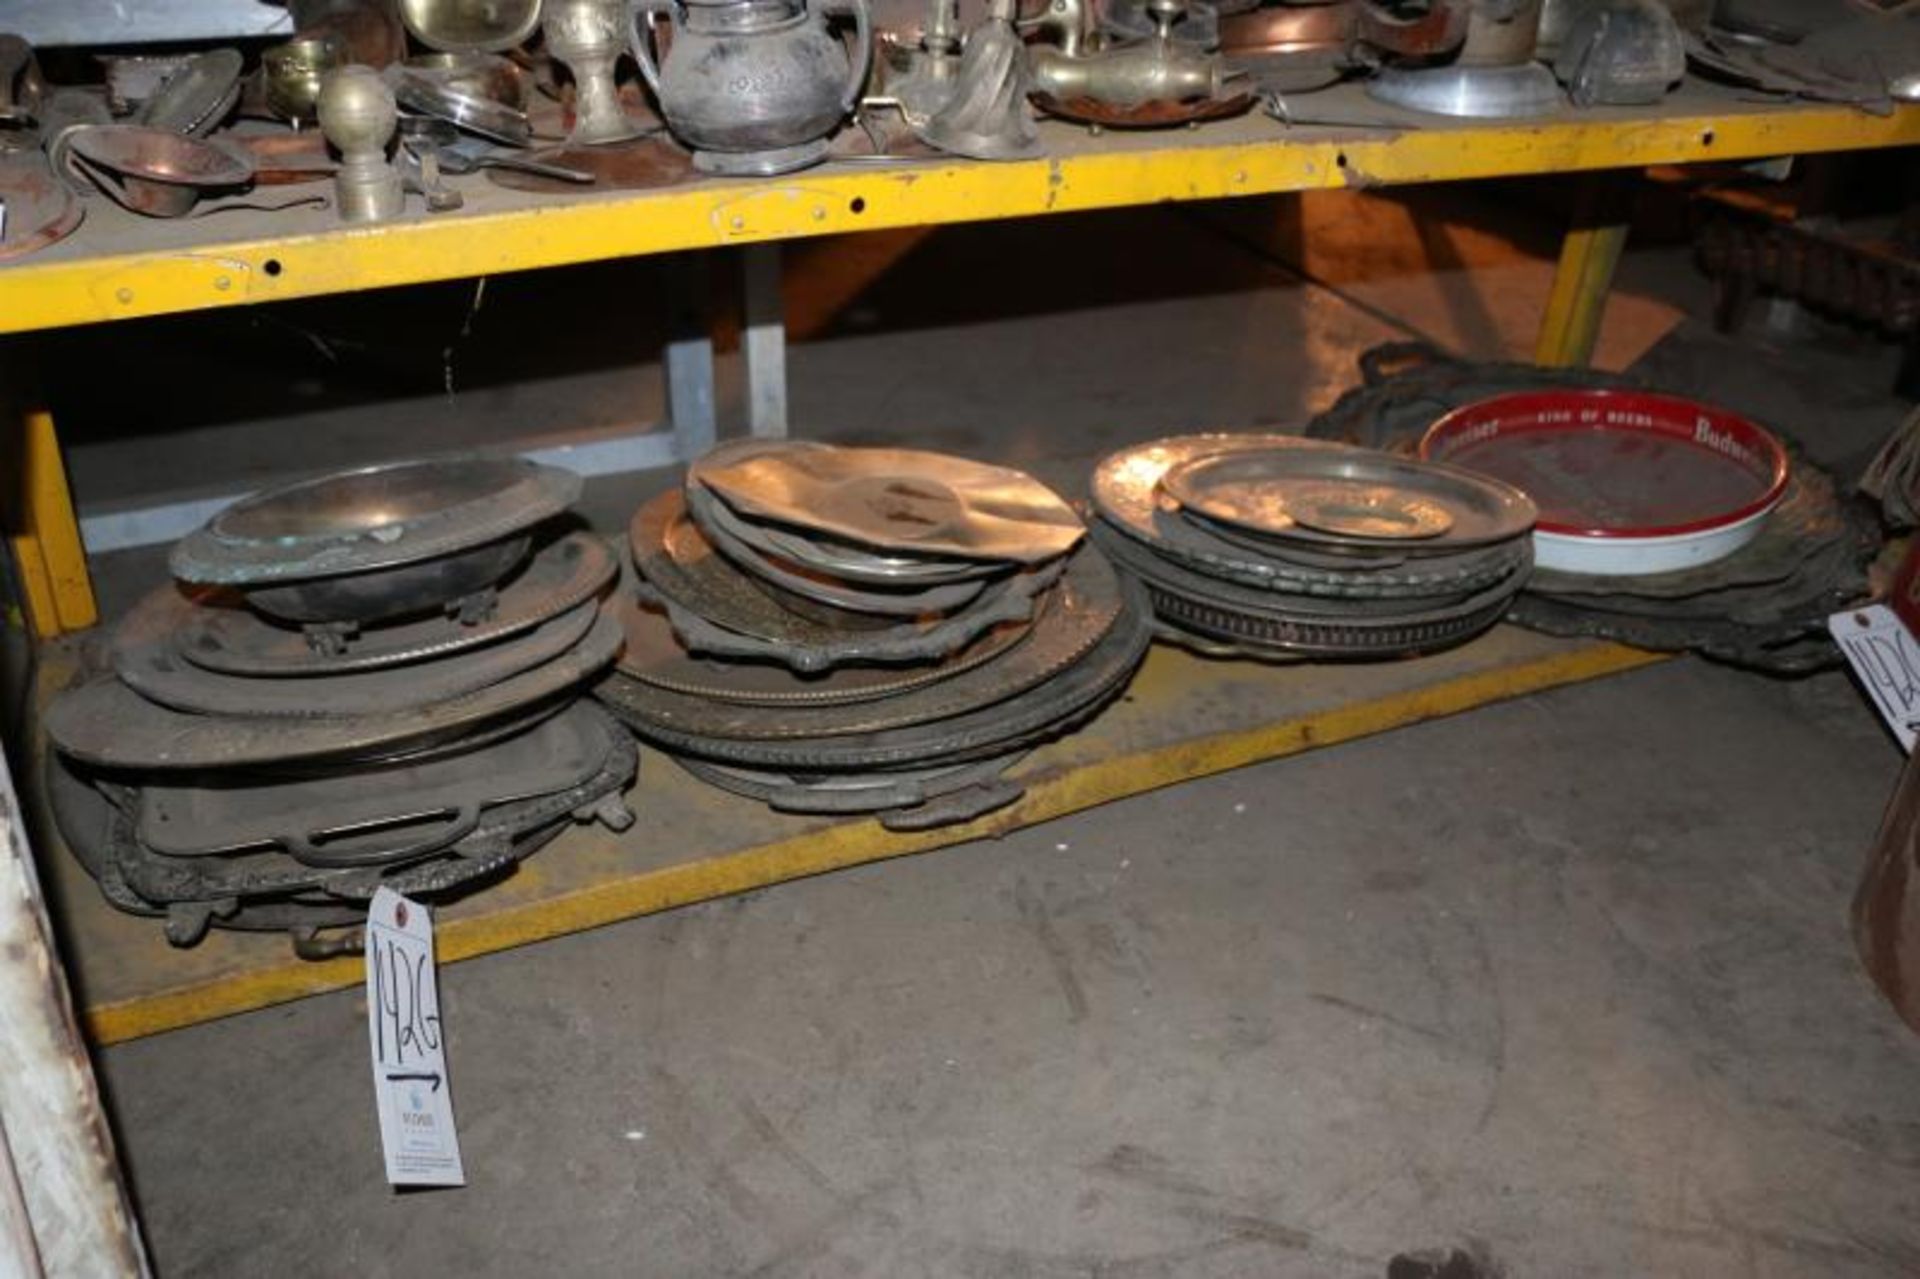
[1161,443,1534,549]
[177,529,615,674]
[46,609,621,770]
[114,590,597,719]
[631,490,1060,672]
[170,458,580,586]
[601,545,1120,739]
[688,439,1084,563]
[135,698,621,861]
[684,485,991,617]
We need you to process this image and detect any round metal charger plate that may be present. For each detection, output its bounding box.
[690,483,993,586]
[685,486,989,617]
[1151,579,1513,659]
[612,592,1032,707]
[135,698,619,857]
[602,545,1119,739]
[1155,436,1534,551]
[1093,436,1534,597]
[688,439,1085,564]
[46,609,622,770]
[115,589,597,719]
[485,138,695,192]
[1089,519,1518,620]
[610,572,1151,770]
[136,49,243,133]
[1152,505,1531,595]
[171,458,580,586]
[1151,509,1529,597]
[1365,60,1565,119]
[177,530,615,675]
[632,490,1060,671]
[388,68,533,144]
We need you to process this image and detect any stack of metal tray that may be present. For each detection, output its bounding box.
[1304,342,1878,673]
[1088,433,1536,661]
[44,459,635,953]
[595,442,1151,829]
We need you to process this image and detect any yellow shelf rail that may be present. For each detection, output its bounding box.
[1,92,1915,335]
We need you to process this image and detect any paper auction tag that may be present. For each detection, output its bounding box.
[365,888,466,1186]
[1831,604,1920,753]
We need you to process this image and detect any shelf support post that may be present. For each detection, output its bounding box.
[662,253,717,461]
[1535,170,1636,369]
[741,244,788,440]
[3,369,97,639]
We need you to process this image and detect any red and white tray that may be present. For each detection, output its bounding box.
[1419,390,1790,577]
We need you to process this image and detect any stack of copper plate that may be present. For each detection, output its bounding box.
[596,441,1152,829]
[44,459,633,953]
[1088,434,1536,660]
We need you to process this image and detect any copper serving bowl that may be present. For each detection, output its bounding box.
[65,124,254,217]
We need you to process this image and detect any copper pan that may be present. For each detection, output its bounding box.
[1218,1,1355,58]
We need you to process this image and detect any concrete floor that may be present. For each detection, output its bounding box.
[63,182,1920,1276]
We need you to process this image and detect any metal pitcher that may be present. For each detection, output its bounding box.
[630,0,871,175]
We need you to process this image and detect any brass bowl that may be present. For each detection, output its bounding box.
[399,0,542,55]
[262,33,348,123]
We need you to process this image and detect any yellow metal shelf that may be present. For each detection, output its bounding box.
[2,84,1916,335]
[36,627,1664,1044]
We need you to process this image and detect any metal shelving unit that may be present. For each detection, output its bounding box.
[6,80,1912,1041]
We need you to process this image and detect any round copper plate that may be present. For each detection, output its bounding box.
[1030,91,1256,129]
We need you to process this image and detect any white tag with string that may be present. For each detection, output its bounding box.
[365,888,466,1186]
[1830,604,1920,753]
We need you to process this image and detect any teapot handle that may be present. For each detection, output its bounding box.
[820,0,873,115]
[628,0,673,95]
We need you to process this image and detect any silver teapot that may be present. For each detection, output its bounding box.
[630,0,871,175]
